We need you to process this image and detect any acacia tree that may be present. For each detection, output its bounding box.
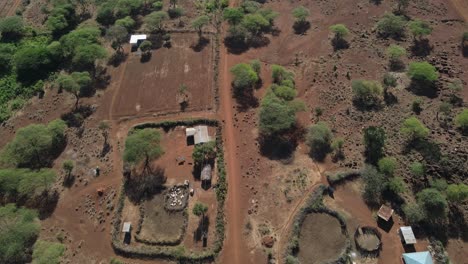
[0,120,66,168]
[408,19,432,40]
[395,0,410,14]
[192,15,210,38]
[401,116,429,142]
[56,71,92,109]
[306,122,332,161]
[363,126,386,164]
[145,11,169,32]
[105,25,128,53]
[386,44,406,71]
[329,24,349,50]
[192,202,208,239]
[62,160,74,179]
[123,128,164,175]
[292,6,310,34]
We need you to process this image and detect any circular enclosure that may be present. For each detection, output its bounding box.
[354,226,382,257]
[297,213,347,264]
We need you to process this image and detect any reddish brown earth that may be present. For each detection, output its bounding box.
[0,0,21,17]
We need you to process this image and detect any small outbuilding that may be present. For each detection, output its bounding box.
[129,34,147,47]
[400,226,417,245]
[122,222,131,233]
[201,164,212,182]
[402,251,433,264]
[185,126,211,145]
[377,205,394,221]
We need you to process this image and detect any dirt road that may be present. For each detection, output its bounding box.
[449,0,468,21]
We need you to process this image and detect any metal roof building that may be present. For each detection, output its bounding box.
[402,251,433,264]
[185,126,211,145]
[400,226,417,244]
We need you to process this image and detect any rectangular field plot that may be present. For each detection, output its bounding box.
[0,0,18,17]
[112,33,215,118]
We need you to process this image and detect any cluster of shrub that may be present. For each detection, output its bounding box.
[0,119,68,262]
[223,0,278,50]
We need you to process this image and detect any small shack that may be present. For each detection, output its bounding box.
[402,251,433,264]
[400,226,417,245]
[129,34,147,48]
[377,205,394,221]
[185,126,211,145]
[201,164,212,182]
[122,222,131,233]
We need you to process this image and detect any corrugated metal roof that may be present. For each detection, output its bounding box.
[129,34,147,44]
[122,222,131,232]
[400,226,416,244]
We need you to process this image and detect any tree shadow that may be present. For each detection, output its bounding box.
[407,80,439,98]
[124,166,167,203]
[384,90,398,105]
[94,65,111,89]
[248,35,270,49]
[370,0,383,5]
[411,39,433,57]
[63,173,75,188]
[259,126,303,161]
[108,51,128,67]
[193,215,210,243]
[61,105,95,127]
[463,39,468,57]
[140,52,152,63]
[191,36,210,52]
[293,21,311,35]
[36,191,60,219]
[332,37,349,51]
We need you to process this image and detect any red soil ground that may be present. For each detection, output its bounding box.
[104,33,215,119]
[0,0,21,17]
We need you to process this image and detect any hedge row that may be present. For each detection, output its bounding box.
[111,119,227,261]
[326,169,361,186]
[284,185,352,264]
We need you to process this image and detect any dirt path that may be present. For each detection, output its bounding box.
[449,0,468,21]
[6,0,21,16]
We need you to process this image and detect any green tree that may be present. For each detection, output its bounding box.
[403,203,425,224]
[14,45,53,81]
[361,165,386,204]
[407,62,438,83]
[378,157,397,176]
[306,122,332,160]
[0,204,40,264]
[446,184,468,203]
[191,15,210,37]
[230,63,258,95]
[0,43,16,73]
[386,44,406,70]
[123,129,164,173]
[139,40,152,55]
[32,241,65,264]
[62,160,74,178]
[259,95,296,136]
[106,25,128,52]
[72,44,107,69]
[56,71,92,109]
[271,85,297,101]
[401,116,429,141]
[363,126,386,164]
[241,13,269,36]
[0,121,66,168]
[455,109,468,133]
[223,7,244,25]
[329,24,349,39]
[45,4,76,36]
[376,13,406,39]
[192,202,208,217]
[417,188,448,221]
[96,4,115,26]
[331,137,345,159]
[192,141,216,166]
[271,64,294,84]
[0,16,24,40]
[292,6,310,23]
[351,79,383,107]
[115,16,136,31]
[145,11,169,32]
[387,177,406,194]
[410,162,425,178]
[115,0,143,17]
[408,19,432,40]
[250,59,261,75]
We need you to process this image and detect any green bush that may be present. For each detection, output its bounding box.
[32,240,65,264]
[378,157,397,176]
[329,24,349,39]
[410,162,425,178]
[446,184,468,203]
[192,141,216,165]
[363,126,386,164]
[387,177,406,194]
[401,116,429,141]
[361,166,386,204]
[0,204,40,264]
[403,203,425,224]
[351,79,383,107]
[408,19,432,39]
[230,63,258,95]
[376,13,406,38]
[407,62,439,83]
[417,188,448,221]
[455,109,468,132]
[259,93,296,136]
[1,119,66,168]
[306,122,332,160]
[271,64,294,84]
